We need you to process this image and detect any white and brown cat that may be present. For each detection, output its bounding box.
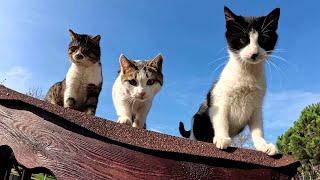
[179,7,280,155]
[112,54,163,129]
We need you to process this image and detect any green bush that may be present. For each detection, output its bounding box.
[277,103,320,178]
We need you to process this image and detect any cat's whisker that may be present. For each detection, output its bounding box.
[268,59,283,73]
[262,29,273,34]
[208,56,229,66]
[216,46,228,55]
[267,60,282,85]
[261,18,278,33]
[262,34,271,38]
[269,53,300,72]
[267,59,288,88]
[266,48,287,53]
[213,62,227,73]
[231,24,246,34]
[232,21,247,34]
[268,54,291,65]
[266,50,286,53]
[265,60,274,85]
[271,48,287,52]
[261,16,268,33]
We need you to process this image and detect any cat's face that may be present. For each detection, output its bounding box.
[224,7,280,64]
[119,54,163,102]
[68,29,101,66]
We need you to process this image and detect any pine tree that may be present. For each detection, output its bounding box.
[277,103,320,178]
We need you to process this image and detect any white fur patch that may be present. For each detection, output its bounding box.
[209,45,278,155]
[64,62,102,106]
[112,66,162,129]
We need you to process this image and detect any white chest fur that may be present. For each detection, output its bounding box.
[211,55,266,136]
[65,63,102,104]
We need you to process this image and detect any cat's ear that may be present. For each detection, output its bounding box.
[69,29,78,40]
[92,35,101,44]
[149,54,163,72]
[224,6,237,22]
[264,8,280,30]
[119,54,135,74]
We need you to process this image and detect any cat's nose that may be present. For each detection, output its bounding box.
[76,54,84,60]
[139,92,146,97]
[251,53,259,60]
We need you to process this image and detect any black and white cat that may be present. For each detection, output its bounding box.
[112,54,163,128]
[179,7,280,155]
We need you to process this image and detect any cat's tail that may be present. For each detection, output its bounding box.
[179,122,191,138]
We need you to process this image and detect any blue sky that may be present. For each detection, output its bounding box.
[1,0,319,144]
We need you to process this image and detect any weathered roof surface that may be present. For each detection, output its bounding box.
[0,85,300,179]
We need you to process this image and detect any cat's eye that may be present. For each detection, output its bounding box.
[69,46,78,52]
[147,79,155,86]
[239,37,248,44]
[128,79,137,86]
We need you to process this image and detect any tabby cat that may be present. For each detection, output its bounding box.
[45,29,103,115]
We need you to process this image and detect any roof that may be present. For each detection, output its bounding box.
[0,85,300,179]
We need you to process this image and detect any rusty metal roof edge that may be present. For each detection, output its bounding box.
[0,85,300,168]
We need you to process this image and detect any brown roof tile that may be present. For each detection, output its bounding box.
[0,85,299,169]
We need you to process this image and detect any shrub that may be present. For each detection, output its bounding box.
[277,103,320,179]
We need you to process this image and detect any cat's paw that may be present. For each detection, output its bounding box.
[256,143,278,156]
[85,108,96,116]
[132,121,143,128]
[213,136,231,149]
[65,97,76,108]
[117,117,132,126]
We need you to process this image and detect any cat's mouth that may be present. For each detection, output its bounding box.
[242,58,265,64]
[71,56,96,66]
[133,96,150,101]
[241,54,268,65]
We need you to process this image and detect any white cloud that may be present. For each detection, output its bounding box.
[1,66,32,93]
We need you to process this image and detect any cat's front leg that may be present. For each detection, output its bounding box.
[211,105,231,149]
[133,102,151,129]
[84,84,101,115]
[64,84,77,109]
[115,101,133,126]
[249,109,278,156]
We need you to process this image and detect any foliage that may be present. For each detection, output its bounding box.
[26,87,44,100]
[0,78,6,85]
[232,128,253,149]
[277,103,320,179]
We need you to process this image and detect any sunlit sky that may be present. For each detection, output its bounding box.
[1,0,320,143]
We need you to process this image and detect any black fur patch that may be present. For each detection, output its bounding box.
[224,7,280,53]
[206,82,216,107]
[192,103,214,143]
[84,83,102,115]
[179,122,191,138]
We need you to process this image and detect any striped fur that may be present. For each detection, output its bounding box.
[45,30,103,115]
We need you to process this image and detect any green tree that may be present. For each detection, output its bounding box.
[277,103,320,178]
